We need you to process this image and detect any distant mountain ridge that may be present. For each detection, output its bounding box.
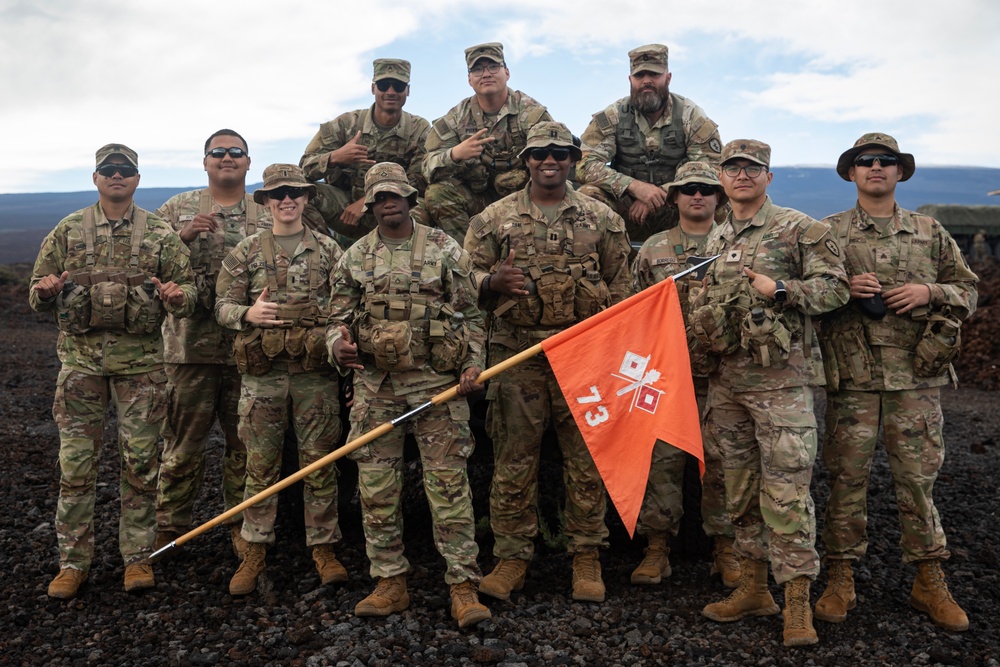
[2,167,999,264]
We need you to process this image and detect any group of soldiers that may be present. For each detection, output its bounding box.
[29,40,978,646]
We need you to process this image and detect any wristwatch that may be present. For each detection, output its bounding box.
[773,280,787,303]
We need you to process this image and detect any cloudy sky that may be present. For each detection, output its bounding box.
[1,0,997,194]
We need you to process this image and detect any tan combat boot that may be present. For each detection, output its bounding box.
[815,559,856,623]
[450,580,492,628]
[710,536,741,588]
[479,558,528,600]
[48,568,87,599]
[229,542,266,595]
[312,544,348,585]
[702,558,780,621]
[631,533,671,585]
[230,524,249,560]
[782,576,818,646]
[910,560,969,631]
[355,574,410,617]
[124,563,155,592]
[572,550,606,602]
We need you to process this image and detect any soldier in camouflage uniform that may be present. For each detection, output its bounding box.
[694,140,849,647]
[154,129,272,559]
[578,44,722,245]
[422,42,553,245]
[326,162,490,628]
[465,122,632,604]
[815,134,977,632]
[215,164,346,596]
[300,59,431,247]
[30,144,197,599]
[630,161,737,588]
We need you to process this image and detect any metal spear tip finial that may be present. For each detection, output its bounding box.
[147,541,177,564]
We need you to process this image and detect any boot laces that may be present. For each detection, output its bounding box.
[452,581,478,605]
[243,544,266,568]
[374,576,400,597]
[922,562,956,602]
[496,559,524,583]
[574,552,600,580]
[786,580,809,628]
[314,546,336,565]
[639,544,667,568]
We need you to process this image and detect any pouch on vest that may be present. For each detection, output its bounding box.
[233,329,272,376]
[493,169,528,197]
[819,331,840,390]
[913,310,962,377]
[537,270,576,327]
[285,327,307,359]
[124,280,164,335]
[465,163,490,194]
[193,272,216,316]
[691,303,741,356]
[261,328,286,359]
[302,327,329,371]
[430,313,468,373]
[575,271,612,321]
[831,320,875,385]
[499,293,543,327]
[371,320,415,371]
[89,281,128,331]
[740,307,791,369]
[687,327,720,376]
[56,280,92,334]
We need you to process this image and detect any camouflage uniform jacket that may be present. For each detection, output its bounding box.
[326,221,486,396]
[215,227,343,374]
[466,185,633,343]
[422,88,552,185]
[821,202,978,391]
[300,106,431,198]
[156,189,273,365]
[698,197,849,392]
[577,93,721,198]
[29,202,196,376]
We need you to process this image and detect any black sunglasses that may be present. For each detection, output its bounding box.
[527,147,571,162]
[206,147,247,159]
[375,79,407,93]
[854,154,899,168]
[266,186,309,201]
[96,164,138,178]
[677,183,718,197]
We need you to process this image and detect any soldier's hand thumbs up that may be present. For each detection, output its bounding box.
[246,286,284,326]
[492,249,529,296]
[333,325,364,370]
[331,130,375,167]
[32,270,71,299]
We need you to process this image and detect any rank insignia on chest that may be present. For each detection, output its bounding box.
[725,249,742,263]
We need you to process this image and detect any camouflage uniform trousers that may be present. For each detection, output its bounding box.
[703,381,819,584]
[347,381,481,585]
[52,367,166,571]
[577,184,678,246]
[486,347,609,560]
[237,367,341,546]
[424,178,499,246]
[822,387,950,564]
[636,386,732,538]
[308,182,429,248]
[156,363,244,533]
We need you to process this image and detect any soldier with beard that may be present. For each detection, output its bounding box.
[578,44,722,244]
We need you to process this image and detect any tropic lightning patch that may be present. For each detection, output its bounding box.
[709,138,722,153]
[824,239,841,257]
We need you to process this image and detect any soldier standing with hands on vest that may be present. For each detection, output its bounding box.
[215,164,346,597]
[578,44,722,244]
[815,133,977,632]
[630,161,738,588]
[327,162,490,628]
[31,144,196,599]
[692,139,849,646]
[154,129,272,560]
[465,121,632,604]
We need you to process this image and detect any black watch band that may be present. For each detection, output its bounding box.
[774,280,787,303]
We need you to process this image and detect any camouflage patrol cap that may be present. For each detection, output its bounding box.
[628,44,668,75]
[252,164,317,204]
[664,161,728,207]
[95,143,138,168]
[518,121,583,161]
[836,132,915,182]
[720,139,771,168]
[373,58,410,84]
[465,42,504,68]
[364,161,418,206]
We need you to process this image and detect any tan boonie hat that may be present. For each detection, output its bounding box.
[95,143,138,168]
[628,44,668,75]
[836,132,915,182]
[720,139,771,168]
[664,161,728,207]
[465,42,504,68]
[518,121,582,161]
[252,164,316,204]
[373,58,411,83]
[364,162,418,206]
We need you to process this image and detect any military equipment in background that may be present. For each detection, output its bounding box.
[917,203,1000,259]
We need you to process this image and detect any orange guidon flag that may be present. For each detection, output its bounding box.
[541,277,703,537]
